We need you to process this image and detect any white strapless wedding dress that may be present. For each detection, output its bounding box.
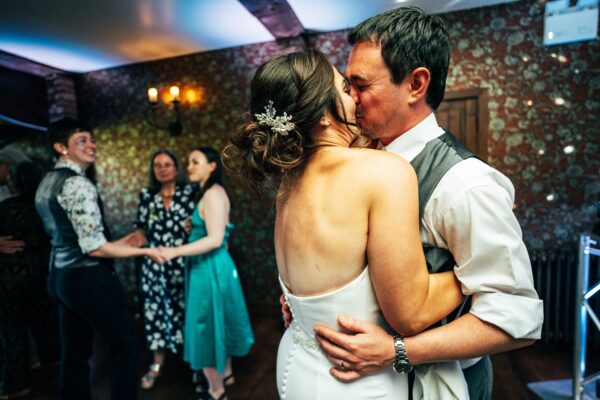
[277,267,469,400]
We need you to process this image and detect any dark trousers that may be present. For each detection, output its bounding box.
[48,265,139,400]
[463,356,493,400]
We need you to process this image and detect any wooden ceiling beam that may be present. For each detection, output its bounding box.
[238,0,305,39]
[0,50,68,78]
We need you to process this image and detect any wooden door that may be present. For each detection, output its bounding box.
[435,88,488,161]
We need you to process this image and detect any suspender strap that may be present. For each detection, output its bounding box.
[410,131,480,221]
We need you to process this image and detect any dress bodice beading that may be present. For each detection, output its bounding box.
[278,267,388,351]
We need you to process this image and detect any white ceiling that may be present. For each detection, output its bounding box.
[0,0,517,73]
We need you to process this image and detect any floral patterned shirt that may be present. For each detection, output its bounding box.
[55,160,107,254]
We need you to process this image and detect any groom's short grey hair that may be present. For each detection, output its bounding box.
[348,7,450,110]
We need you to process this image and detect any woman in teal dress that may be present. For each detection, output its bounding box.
[161,147,254,400]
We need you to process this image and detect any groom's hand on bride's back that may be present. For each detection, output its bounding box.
[280,294,292,328]
[314,316,396,382]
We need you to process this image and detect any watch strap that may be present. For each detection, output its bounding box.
[393,335,413,374]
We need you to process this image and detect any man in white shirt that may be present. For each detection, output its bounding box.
[312,7,543,399]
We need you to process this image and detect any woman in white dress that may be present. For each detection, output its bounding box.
[223,50,469,399]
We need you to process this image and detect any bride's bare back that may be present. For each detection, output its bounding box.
[276,147,416,297]
[276,148,366,295]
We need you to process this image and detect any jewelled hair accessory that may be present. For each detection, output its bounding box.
[255,100,295,135]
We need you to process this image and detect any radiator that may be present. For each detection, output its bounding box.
[531,249,600,346]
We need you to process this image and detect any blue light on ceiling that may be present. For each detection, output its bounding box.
[0,35,124,73]
[179,0,274,49]
[288,0,380,31]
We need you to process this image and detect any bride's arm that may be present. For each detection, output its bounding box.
[413,271,464,333]
[366,154,463,336]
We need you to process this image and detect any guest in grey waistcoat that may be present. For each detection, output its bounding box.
[312,7,543,400]
[35,118,166,400]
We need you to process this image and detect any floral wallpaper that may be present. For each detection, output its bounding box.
[14,0,599,304]
[442,0,599,250]
[75,40,306,303]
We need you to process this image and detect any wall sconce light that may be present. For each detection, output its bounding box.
[145,85,182,136]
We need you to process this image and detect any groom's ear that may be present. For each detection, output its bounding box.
[319,115,331,127]
[407,67,430,105]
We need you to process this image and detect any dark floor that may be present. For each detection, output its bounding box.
[21,305,599,400]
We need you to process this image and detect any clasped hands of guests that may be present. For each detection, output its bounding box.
[119,230,189,264]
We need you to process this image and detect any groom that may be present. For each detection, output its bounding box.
[311,7,543,399]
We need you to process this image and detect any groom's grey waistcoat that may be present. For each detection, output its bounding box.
[409,131,480,274]
[409,131,491,399]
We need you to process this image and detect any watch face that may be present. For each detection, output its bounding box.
[393,362,413,374]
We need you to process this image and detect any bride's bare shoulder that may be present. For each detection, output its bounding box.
[312,148,414,188]
[346,148,414,180]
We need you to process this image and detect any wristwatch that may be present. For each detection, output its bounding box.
[392,335,413,374]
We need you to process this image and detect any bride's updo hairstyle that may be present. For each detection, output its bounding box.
[223,49,354,194]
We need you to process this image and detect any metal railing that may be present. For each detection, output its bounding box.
[574,234,600,400]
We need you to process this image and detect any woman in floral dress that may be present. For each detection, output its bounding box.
[131,149,197,389]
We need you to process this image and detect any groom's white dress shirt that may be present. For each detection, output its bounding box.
[384,113,543,367]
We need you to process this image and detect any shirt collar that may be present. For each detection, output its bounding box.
[382,113,444,162]
[55,159,86,176]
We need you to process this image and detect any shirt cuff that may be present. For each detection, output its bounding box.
[469,292,544,340]
[79,233,107,254]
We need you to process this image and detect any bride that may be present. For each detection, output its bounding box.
[223,49,469,399]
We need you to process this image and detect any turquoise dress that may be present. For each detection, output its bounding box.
[183,205,254,373]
